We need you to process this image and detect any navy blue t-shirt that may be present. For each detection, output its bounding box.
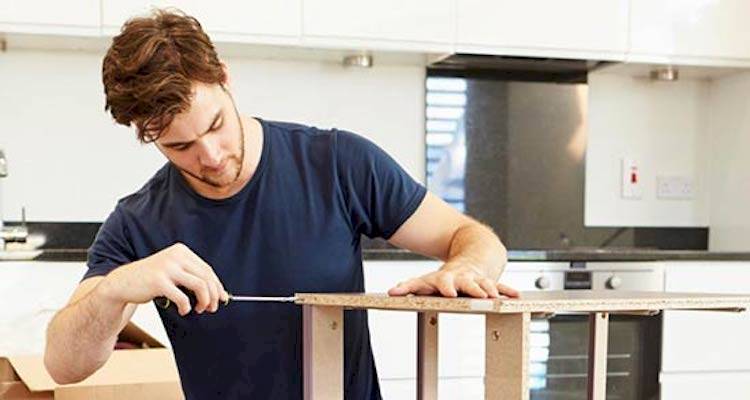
[83,119,427,399]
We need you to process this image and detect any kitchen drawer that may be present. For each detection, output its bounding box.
[662,262,750,372]
[660,372,750,400]
[662,310,750,372]
[379,377,484,400]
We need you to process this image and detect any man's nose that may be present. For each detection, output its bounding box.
[197,137,222,168]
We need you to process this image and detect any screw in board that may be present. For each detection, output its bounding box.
[429,316,437,326]
[330,321,338,330]
[492,330,500,341]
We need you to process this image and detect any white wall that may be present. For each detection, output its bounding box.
[585,71,710,227]
[706,71,750,251]
[0,49,425,222]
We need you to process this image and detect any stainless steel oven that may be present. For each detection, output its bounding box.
[504,261,664,400]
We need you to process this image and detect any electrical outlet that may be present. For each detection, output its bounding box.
[657,176,694,200]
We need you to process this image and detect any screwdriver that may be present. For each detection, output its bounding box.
[154,287,297,310]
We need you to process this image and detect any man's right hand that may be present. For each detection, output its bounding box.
[98,242,228,316]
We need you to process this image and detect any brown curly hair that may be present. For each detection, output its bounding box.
[102,9,227,142]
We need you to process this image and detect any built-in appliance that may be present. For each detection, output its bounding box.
[503,261,664,400]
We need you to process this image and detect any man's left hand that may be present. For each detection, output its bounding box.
[387,263,519,299]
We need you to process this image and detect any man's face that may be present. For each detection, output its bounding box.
[155,83,244,189]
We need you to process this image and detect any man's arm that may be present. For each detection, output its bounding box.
[44,276,137,384]
[44,243,229,384]
[387,191,519,298]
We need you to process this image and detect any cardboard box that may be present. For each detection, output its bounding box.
[0,322,183,400]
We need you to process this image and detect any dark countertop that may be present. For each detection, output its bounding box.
[6,227,744,263]
[12,248,750,263]
[364,249,750,262]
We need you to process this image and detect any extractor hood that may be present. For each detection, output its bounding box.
[429,53,616,83]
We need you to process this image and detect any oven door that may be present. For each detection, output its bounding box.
[529,313,662,400]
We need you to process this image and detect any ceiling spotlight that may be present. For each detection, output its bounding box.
[650,66,679,81]
[342,53,373,68]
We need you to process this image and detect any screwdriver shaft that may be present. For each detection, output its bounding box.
[230,295,297,303]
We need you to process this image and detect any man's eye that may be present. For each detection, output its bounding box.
[173,144,191,151]
[211,121,223,132]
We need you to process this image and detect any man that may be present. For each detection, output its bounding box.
[44,9,518,400]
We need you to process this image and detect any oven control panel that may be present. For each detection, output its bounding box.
[504,261,665,292]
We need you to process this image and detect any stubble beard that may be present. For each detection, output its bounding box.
[179,99,246,189]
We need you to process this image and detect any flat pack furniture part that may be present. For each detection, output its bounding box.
[295,290,750,400]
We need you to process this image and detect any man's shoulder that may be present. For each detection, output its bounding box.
[263,118,374,156]
[264,119,347,165]
[264,119,336,141]
[114,163,172,216]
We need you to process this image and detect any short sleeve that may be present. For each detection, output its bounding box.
[335,130,427,239]
[82,205,136,281]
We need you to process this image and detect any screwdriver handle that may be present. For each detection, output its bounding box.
[154,287,231,310]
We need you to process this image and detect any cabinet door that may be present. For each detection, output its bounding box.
[0,261,171,354]
[378,379,416,400]
[630,0,750,61]
[102,1,301,41]
[660,372,750,400]
[662,262,750,372]
[0,0,99,35]
[0,262,87,355]
[379,377,484,400]
[364,261,485,379]
[364,260,440,380]
[302,0,453,50]
[363,261,530,381]
[456,0,628,58]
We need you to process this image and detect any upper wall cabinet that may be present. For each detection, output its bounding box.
[302,0,453,52]
[101,1,301,44]
[0,0,100,35]
[630,0,750,64]
[456,0,629,60]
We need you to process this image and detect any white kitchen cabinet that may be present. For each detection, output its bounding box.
[363,260,527,390]
[0,261,87,355]
[0,0,99,35]
[302,0,453,52]
[660,262,750,400]
[660,372,750,400]
[378,378,416,400]
[364,260,439,380]
[439,377,483,400]
[101,1,301,44]
[380,377,484,400]
[0,261,169,355]
[662,262,750,372]
[630,0,750,64]
[456,0,629,60]
[365,260,488,380]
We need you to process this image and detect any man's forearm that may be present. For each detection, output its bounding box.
[44,280,129,384]
[442,221,507,280]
